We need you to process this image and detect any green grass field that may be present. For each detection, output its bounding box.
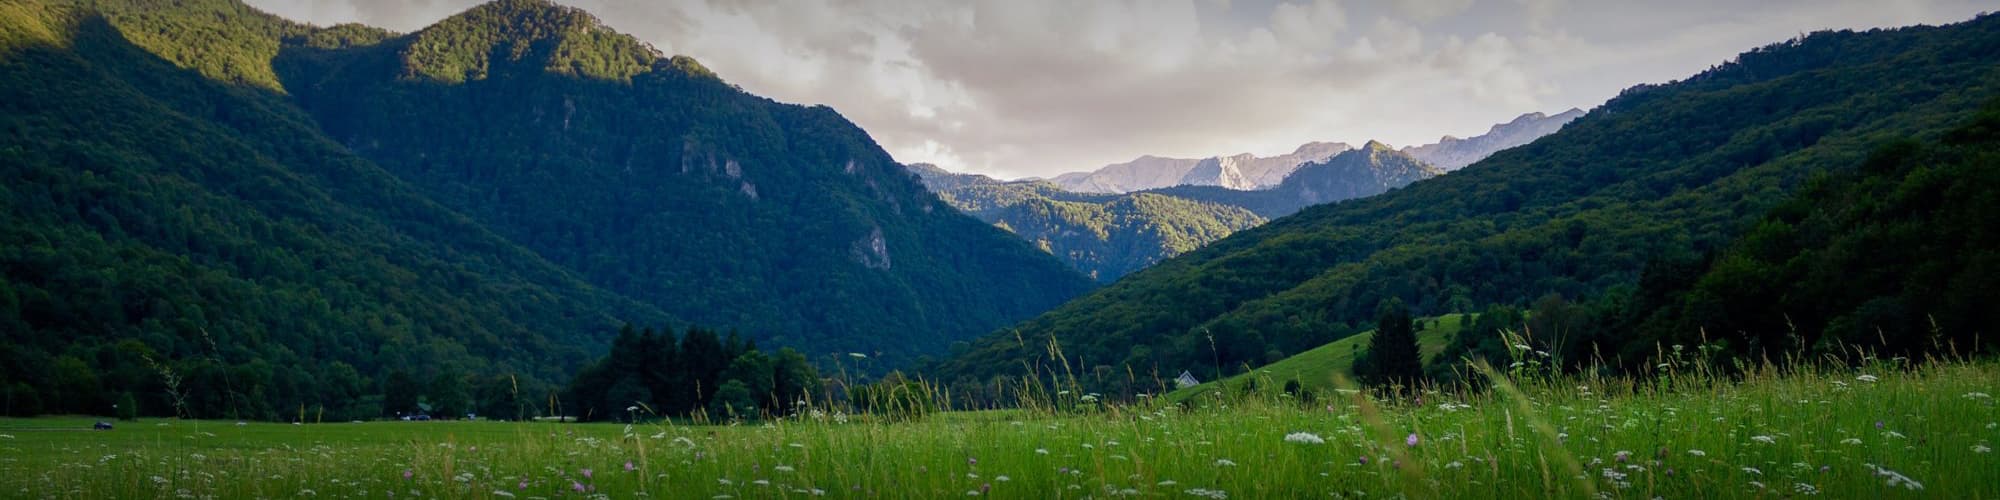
[3,358,1996,498]
[1165,314,1464,403]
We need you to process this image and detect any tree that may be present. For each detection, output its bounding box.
[1358,298,1422,387]
[116,392,139,421]
[382,370,419,418]
[721,351,774,410]
[707,380,757,420]
[428,371,469,418]
[770,348,820,414]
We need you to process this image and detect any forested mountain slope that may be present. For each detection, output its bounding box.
[270,0,1096,365]
[934,15,2000,384]
[0,1,669,419]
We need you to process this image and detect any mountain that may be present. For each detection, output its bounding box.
[917,179,1265,281]
[1401,109,1584,171]
[932,14,2000,387]
[0,0,670,419]
[914,144,1430,280]
[1051,142,1352,193]
[0,0,1098,420]
[274,0,1096,365]
[1153,142,1443,218]
[1049,156,1203,193]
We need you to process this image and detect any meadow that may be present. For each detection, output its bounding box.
[2,360,1995,499]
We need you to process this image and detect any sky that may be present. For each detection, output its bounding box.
[245,0,1993,180]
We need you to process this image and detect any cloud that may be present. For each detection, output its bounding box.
[245,0,1994,179]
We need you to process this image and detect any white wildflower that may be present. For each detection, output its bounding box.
[1750,435,1776,444]
[1865,463,1923,490]
[1741,467,1762,475]
[1687,449,1707,457]
[1284,432,1325,445]
[1184,488,1229,499]
[1793,483,1819,496]
[1974,444,1992,454]
[1035,448,1049,455]
[1841,438,1863,445]
[1855,374,1879,383]
[1213,458,1237,467]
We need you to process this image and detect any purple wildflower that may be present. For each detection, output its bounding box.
[402,469,413,480]
[518,479,529,490]
[1876,421,1885,430]
[572,481,585,493]
[1358,456,1369,465]
[625,461,636,472]
[581,468,593,479]
[969,457,979,466]
[1406,433,1420,447]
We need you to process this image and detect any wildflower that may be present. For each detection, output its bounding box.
[1445,461,1464,469]
[1284,432,1325,445]
[774,465,796,473]
[995,476,1010,482]
[848,353,868,359]
[1747,481,1766,490]
[968,457,978,466]
[1741,467,1762,475]
[1406,433,1420,447]
[1865,463,1923,490]
[1183,488,1229,499]
[492,491,516,498]
[1157,480,1178,486]
[1793,483,1819,496]
[402,470,413,480]
[1974,445,1993,454]
[1035,448,1049,455]
[1855,374,1879,383]
[1687,449,1706,457]
[1750,435,1775,444]
[571,482,586,493]
[1842,437,1863,445]
[517,480,528,490]
[581,469,593,479]
[1214,459,1237,467]
[1357,456,1368,465]
[1613,450,1631,462]
[1875,421,1885,430]
[1963,392,1991,399]
[625,461,636,472]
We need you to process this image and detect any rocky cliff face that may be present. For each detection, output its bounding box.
[1402,108,1584,171]
[1053,141,1350,193]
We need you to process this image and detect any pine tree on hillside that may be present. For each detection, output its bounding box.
[1358,298,1423,387]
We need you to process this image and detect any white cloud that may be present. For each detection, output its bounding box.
[245,0,1994,179]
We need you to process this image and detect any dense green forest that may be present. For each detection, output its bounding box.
[909,171,1266,281]
[275,0,1094,365]
[0,0,1091,419]
[931,14,2000,396]
[562,325,821,422]
[0,1,671,420]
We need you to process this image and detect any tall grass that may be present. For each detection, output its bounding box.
[1,353,1993,498]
